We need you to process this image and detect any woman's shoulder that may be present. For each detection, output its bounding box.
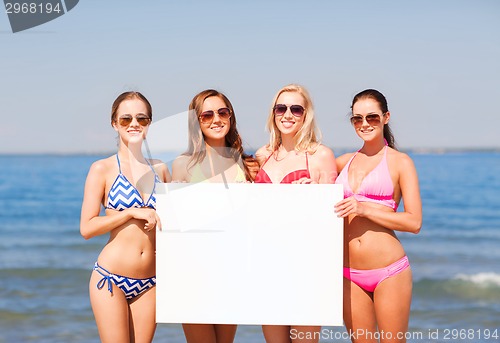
[171,155,191,182]
[387,148,415,170]
[84,156,116,185]
[309,144,335,158]
[255,145,272,165]
[307,144,336,167]
[148,158,171,182]
[172,154,190,169]
[336,151,355,162]
[148,158,167,170]
[89,155,115,173]
[335,152,355,171]
[255,145,272,157]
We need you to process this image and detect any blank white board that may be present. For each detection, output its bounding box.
[156,183,344,326]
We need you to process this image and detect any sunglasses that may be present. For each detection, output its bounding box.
[199,107,232,124]
[273,104,305,117]
[118,114,151,127]
[349,113,384,126]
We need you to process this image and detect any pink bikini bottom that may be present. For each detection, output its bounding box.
[343,255,410,292]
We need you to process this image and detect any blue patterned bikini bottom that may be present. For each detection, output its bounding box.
[93,262,156,300]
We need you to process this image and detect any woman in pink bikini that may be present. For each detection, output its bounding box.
[335,89,422,342]
[255,84,337,342]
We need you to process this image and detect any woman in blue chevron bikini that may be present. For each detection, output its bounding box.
[80,91,171,343]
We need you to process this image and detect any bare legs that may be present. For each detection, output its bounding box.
[262,325,321,343]
[343,268,412,343]
[182,324,237,343]
[89,270,157,343]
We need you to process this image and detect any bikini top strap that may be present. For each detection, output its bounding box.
[117,154,159,183]
[345,150,359,170]
[305,151,309,172]
[116,154,122,173]
[144,158,155,173]
[382,138,389,158]
[384,144,388,156]
[260,150,274,168]
[145,158,160,183]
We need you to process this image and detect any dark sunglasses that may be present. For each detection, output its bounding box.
[118,114,151,127]
[349,113,384,126]
[199,107,232,124]
[273,104,305,117]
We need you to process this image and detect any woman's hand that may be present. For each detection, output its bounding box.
[292,177,317,184]
[106,207,162,231]
[131,208,162,231]
[334,196,366,218]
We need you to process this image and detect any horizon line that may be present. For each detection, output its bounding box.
[1,146,500,156]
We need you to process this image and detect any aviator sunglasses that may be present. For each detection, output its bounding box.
[118,114,151,127]
[273,104,305,117]
[350,113,385,126]
[199,107,232,124]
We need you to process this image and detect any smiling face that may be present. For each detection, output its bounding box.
[274,91,306,138]
[112,98,151,145]
[199,96,231,146]
[351,97,390,143]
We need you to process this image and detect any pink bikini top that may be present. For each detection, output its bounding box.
[254,152,310,184]
[335,145,397,211]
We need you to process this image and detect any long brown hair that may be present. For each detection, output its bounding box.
[184,89,256,181]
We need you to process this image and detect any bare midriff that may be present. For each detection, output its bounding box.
[97,218,156,278]
[344,203,405,270]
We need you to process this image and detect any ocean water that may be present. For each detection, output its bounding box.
[0,153,499,343]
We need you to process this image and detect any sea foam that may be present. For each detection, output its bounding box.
[455,272,500,287]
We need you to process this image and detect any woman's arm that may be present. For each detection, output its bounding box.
[80,161,160,239]
[293,145,337,184]
[335,153,422,233]
[314,145,337,184]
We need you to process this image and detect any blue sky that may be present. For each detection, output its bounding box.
[1,0,499,154]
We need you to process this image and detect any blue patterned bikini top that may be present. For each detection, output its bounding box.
[106,155,160,211]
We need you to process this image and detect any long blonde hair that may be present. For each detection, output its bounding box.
[266,84,321,153]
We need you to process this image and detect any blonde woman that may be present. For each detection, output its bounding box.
[254,84,337,343]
